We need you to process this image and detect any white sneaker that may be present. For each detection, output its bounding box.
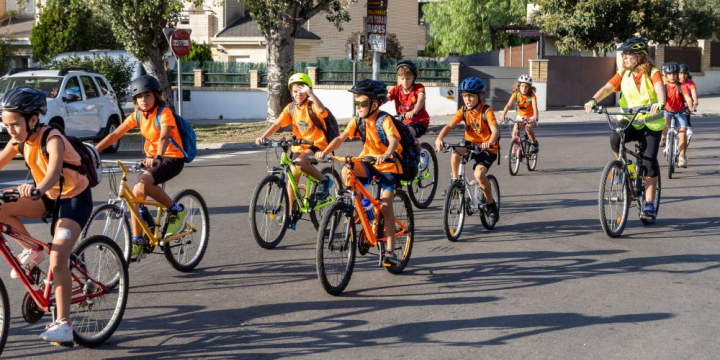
[678,156,687,168]
[686,127,694,138]
[11,248,45,279]
[40,319,74,343]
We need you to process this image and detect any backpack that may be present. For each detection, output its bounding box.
[462,104,501,165]
[289,101,340,143]
[18,126,101,188]
[355,111,420,182]
[138,105,197,163]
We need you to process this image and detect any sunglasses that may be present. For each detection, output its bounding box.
[354,100,371,108]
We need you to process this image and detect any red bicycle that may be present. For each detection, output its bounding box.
[0,190,128,352]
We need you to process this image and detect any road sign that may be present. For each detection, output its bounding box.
[170,29,191,57]
[366,0,388,53]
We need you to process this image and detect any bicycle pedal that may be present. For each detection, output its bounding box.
[49,341,74,348]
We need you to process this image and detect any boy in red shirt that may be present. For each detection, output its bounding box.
[388,60,431,170]
[661,62,693,167]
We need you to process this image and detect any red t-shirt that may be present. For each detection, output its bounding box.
[663,80,690,112]
[388,83,430,128]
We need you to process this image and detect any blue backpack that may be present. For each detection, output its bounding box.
[355,111,420,182]
[137,105,197,163]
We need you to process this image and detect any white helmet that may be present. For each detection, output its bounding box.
[518,75,533,85]
[83,142,102,184]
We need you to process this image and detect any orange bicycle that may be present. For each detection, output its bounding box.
[315,156,414,296]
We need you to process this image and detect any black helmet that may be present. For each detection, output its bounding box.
[1,86,47,116]
[679,63,690,74]
[618,37,649,55]
[396,60,418,78]
[349,79,388,103]
[131,75,161,98]
[662,62,680,74]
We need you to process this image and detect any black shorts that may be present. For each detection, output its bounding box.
[291,146,321,160]
[42,186,93,228]
[471,151,497,170]
[406,122,428,138]
[147,157,185,185]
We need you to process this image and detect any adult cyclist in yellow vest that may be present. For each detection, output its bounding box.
[584,38,666,218]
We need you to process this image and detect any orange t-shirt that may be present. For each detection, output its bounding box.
[345,113,404,174]
[513,91,537,119]
[450,103,498,155]
[663,80,690,112]
[14,127,89,199]
[123,107,185,158]
[275,100,329,153]
[609,70,663,92]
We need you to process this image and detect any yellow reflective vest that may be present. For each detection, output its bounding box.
[617,67,665,131]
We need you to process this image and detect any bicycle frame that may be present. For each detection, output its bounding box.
[269,149,334,215]
[447,145,486,212]
[664,112,680,161]
[506,117,534,161]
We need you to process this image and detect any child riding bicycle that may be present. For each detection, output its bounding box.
[660,62,693,168]
[95,75,188,260]
[388,60,430,170]
[316,79,403,266]
[0,86,93,344]
[434,77,500,222]
[499,75,539,153]
[678,63,697,140]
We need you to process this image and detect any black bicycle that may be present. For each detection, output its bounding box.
[504,117,538,176]
[595,105,661,238]
[393,114,439,209]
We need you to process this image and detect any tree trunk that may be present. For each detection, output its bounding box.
[265,26,295,123]
[142,37,175,113]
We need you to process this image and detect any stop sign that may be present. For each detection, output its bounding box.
[170,29,191,57]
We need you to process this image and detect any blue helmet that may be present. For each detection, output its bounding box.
[459,77,486,94]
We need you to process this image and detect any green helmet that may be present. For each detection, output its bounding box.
[287,73,312,90]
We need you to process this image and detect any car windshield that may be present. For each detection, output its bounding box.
[0,76,64,100]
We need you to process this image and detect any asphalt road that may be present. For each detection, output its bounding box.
[1,116,719,359]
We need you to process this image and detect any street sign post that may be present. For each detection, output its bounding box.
[164,28,192,116]
[366,0,388,80]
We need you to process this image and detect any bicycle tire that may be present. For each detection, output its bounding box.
[408,142,439,209]
[0,280,9,356]
[81,204,131,265]
[71,235,128,347]
[164,189,210,272]
[249,174,289,249]
[480,175,501,230]
[508,140,521,176]
[527,145,538,171]
[316,201,356,296]
[598,160,629,238]
[640,175,661,225]
[442,182,466,242]
[310,167,343,230]
[385,189,414,275]
[667,131,675,179]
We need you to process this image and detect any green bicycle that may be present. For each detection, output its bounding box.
[249,137,342,249]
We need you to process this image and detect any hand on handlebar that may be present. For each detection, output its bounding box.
[255,137,266,146]
[143,157,160,168]
[376,152,392,164]
[584,99,598,113]
[480,142,492,150]
[435,139,445,153]
[650,102,664,115]
[17,183,42,199]
[404,111,415,120]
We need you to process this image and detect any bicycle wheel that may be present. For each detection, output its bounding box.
[249,174,289,249]
[480,175,501,230]
[310,166,343,230]
[316,201,356,296]
[385,189,414,275]
[407,143,439,209]
[164,189,210,272]
[640,175,661,225]
[666,131,675,179]
[0,280,8,356]
[442,182,465,242]
[508,140,521,176]
[527,144,538,171]
[81,204,131,265]
[598,161,629,238]
[71,235,128,348]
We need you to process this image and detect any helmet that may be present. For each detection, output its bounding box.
[618,37,649,55]
[679,63,690,74]
[662,62,680,74]
[518,74,533,85]
[349,79,388,103]
[287,73,312,90]
[459,77,486,94]
[396,60,418,78]
[1,86,47,116]
[83,142,102,184]
[131,75,161,98]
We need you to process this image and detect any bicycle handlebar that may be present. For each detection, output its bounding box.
[502,117,536,124]
[330,155,396,165]
[261,136,314,148]
[593,105,652,132]
[441,141,482,153]
[1,189,42,203]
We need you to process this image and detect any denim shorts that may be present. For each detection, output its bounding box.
[664,111,688,128]
[357,171,399,193]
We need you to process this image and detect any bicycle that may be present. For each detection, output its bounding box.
[441,141,500,241]
[504,116,538,176]
[315,155,414,296]
[81,160,209,272]
[249,137,342,249]
[595,105,662,238]
[663,110,682,179]
[394,114,439,209]
[0,190,128,351]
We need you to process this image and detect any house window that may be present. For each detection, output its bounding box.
[233,56,251,63]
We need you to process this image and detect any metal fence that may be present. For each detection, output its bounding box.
[316,67,450,85]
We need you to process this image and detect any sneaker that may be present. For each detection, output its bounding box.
[316,174,334,200]
[659,136,666,147]
[165,205,188,237]
[11,248,45,279]
[642,202,656,218]
[131,241,146,261]
[678,156,687,168]
[531,142,539,154]
[418,149,430,172]
[39,319,73,343]
[382,251,399,267]
[486,202,499,222]
[686,127,694,138]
